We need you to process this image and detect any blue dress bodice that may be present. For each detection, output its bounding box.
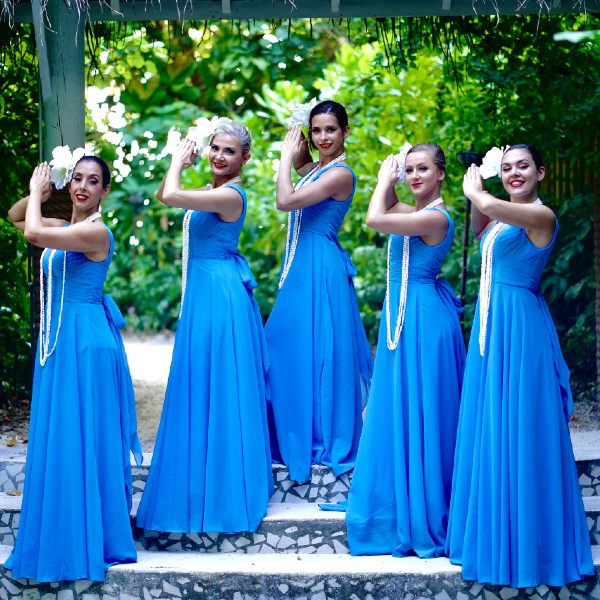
[388,208,454,283]
[482,222,557,293]
[187,184,246,260]
[42,226,112,305]
[295,164,355,240]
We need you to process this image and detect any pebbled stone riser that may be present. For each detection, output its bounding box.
[2,502,600,553]
[134,517,348,555]
[0,461,352,504]
[0,505,349,555]
[2,458,599,500]
[1,556,600,600]
[577,458,600,498]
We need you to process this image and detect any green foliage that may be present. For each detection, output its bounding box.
[0,218,32,404]
[84,16,599,396]
[2,15,598,402]
[543,192,596,390]
[87,21,341,328]
[0,24,37,405]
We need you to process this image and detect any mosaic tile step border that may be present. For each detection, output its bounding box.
[0,460,353,504]
[133,504,349,555]
[2,498,600,555]
[1,449,598,501]
[576,452,600,498]
[1,545,600,600]
[0,499,349,555]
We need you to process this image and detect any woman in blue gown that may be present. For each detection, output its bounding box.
[136,119,272,534]
[265,101,373,484]
[445,144,594,587]
[345,144,465,558]
[6,157,141,582]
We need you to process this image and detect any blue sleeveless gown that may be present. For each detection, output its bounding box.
[446,221,594,587]
[265,164,374,484]
[346,208,465,558]
[136,185,273,533]
[5,226,141,582]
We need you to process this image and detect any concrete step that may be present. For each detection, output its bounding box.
[2,495,600,555]
[134,503,348,555]
[0,497,348,554]
[0,456,352,504]
[2,447,599,501]
[1,544,600,599]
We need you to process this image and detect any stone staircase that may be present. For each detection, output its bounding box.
[1,448,600,599]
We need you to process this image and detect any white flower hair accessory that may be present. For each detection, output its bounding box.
[393,142,413,184]
[479,146,507,179]
[289,98,318,128]
[49,145,86,189]
[187,116,227,155]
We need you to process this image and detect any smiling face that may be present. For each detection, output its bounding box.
[501,147,545,201]
[404,150,445,202]
[68,160,110,214]
[208,133,248,181]
[309,113,349,160]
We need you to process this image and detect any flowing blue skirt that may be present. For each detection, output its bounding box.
[346,279,464,557]
[266,232,373,484]
[136,258,273,533]
[446,289,594,587]
[6,297,140,582]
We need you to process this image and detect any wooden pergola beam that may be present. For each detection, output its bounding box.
[6,0,596,168]
[8,0,596,22]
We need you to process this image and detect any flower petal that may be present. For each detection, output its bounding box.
[72,147,86,162]
[289,98,318,127]
[394,142,413,183]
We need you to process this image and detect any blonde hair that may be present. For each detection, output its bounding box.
[211,119,252,155]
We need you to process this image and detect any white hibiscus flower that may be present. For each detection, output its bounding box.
[289,98,318,128]
[49,145,86,189]
[188,116,226,155]
[479,146,506,179]
[393,142,413,184]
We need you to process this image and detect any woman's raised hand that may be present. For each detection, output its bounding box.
[172,137,198,170]
[281,126,307,163]
[30,162,51,197]
[462,164,485,199]
[378,155,400,187]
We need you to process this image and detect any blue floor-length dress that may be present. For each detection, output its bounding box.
[445,221,594,587]
[136,185,273,534]
[265,163,374,484]
[5,227,142,582]
[346,208,465,558]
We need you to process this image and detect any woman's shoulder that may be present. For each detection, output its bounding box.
[226,182,246,196]
[322,163,355,176]
[315,163,355,201]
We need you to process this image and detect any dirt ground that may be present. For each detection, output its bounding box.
[1,331,599,457]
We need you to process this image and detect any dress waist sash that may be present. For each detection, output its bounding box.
[299,229,357,278]
[190,250,258,292]
[101,294,143,510]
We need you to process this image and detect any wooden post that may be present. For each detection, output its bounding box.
[35,0,85,160]
[29,0,85,357]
